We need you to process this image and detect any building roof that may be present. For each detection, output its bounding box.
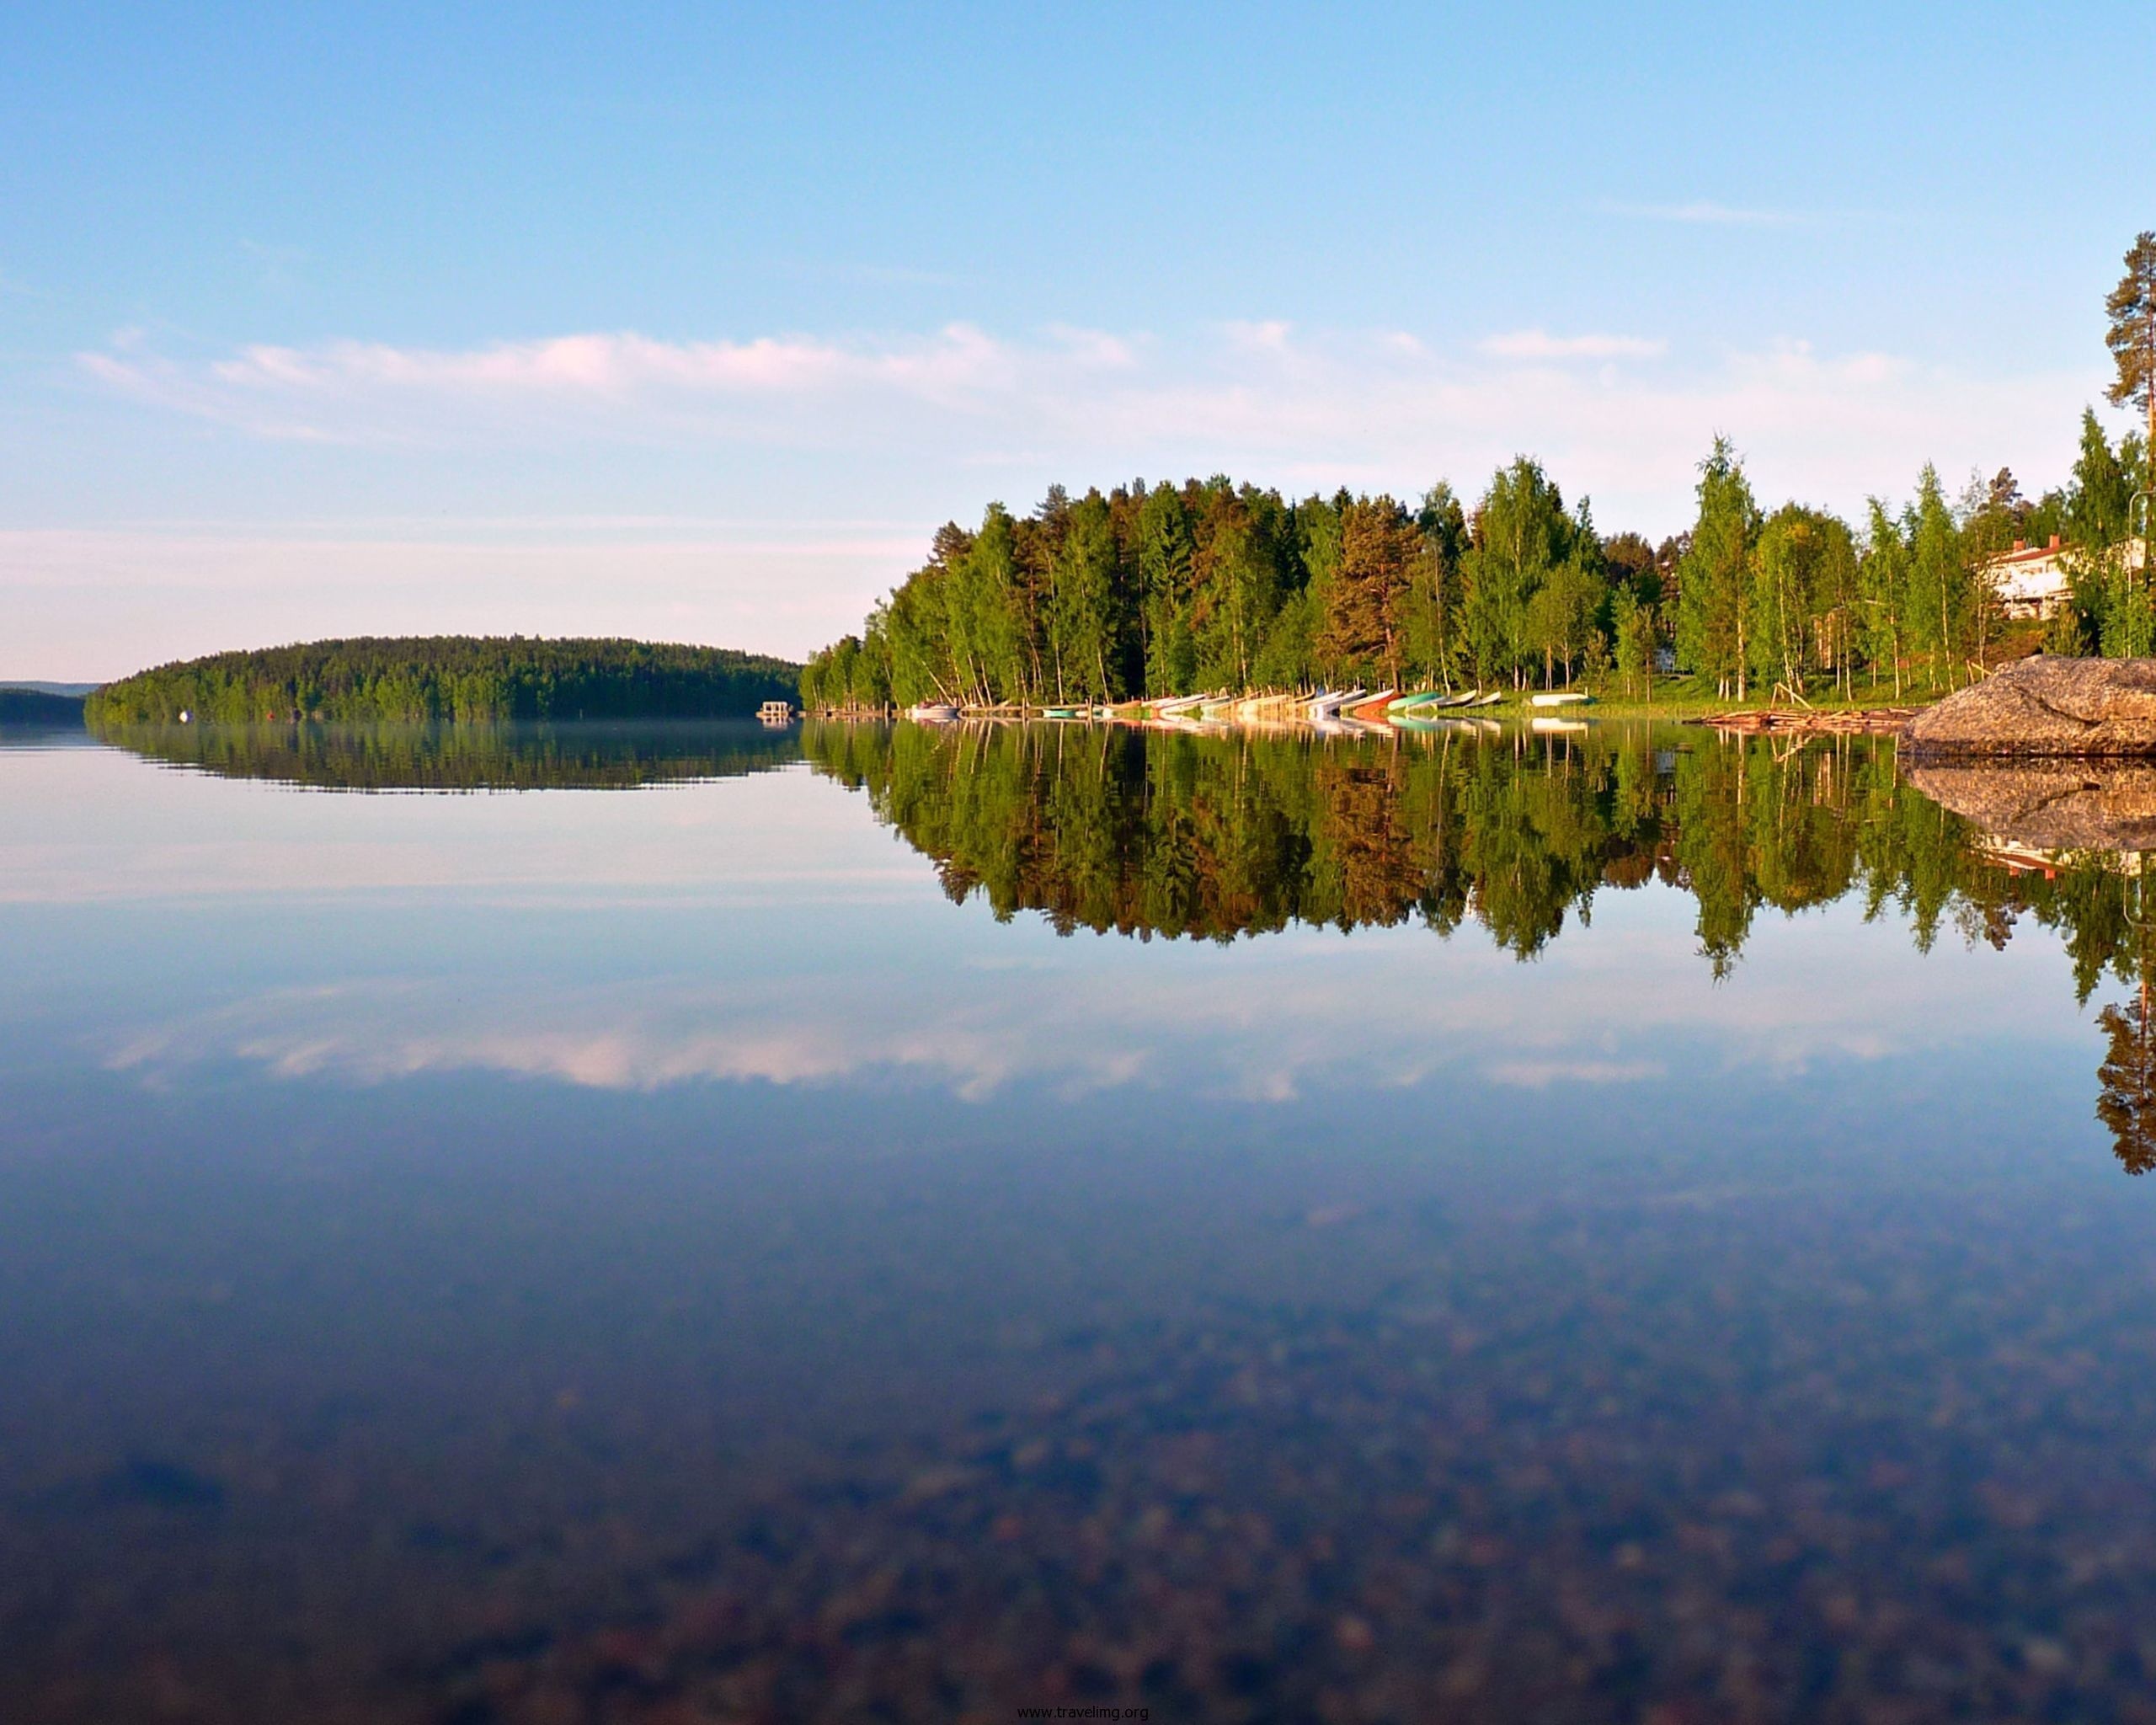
[1983,535,2065,569]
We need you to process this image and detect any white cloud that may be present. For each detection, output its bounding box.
[72,320,2105,544]
[81,323,1028,443]
[1220,318,1295,353]
[1045,323,1139,368]
[1480,329,1668,361]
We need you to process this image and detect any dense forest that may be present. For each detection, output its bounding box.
[92,718,801,793]
[807,239,2156,711]
[86,637,801,724]
[800,416,2151,712]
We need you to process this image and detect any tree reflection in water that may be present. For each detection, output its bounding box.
[2096,866,2156,1175]
[807,718,2156,1175]
[88,713,2156,1173]
[91,718,801,793]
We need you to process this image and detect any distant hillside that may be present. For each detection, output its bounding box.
[0,688,87,727]
[85,637,800,724]
[0,681,99,697]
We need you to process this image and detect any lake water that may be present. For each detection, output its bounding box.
[7,718,2156,1722]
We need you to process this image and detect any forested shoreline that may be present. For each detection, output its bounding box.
[800,417,2152,713]
[86,637,800,724]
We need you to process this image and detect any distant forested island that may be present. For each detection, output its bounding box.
[85,637,801,724]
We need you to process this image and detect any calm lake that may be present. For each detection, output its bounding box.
[6,717,2156,1722]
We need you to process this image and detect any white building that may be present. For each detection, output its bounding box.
[1985,534,2148,619]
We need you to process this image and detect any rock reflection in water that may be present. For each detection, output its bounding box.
[1903,759,2156,853]
[1902,756,2156,1178]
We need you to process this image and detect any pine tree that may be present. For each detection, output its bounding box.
[1675,438,1759,698]
[2105,232,2156,481]
[1318,496,1419,688]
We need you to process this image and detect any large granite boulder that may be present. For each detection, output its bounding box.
[1901,656,2156,758]
[1902,761,2156,852]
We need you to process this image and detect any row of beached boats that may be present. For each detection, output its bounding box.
[905,687,1594,728]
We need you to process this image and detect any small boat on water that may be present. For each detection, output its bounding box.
[1529,692,1594,708]
[1386,690,1447,713]
[1310,686,1365,720]
[908,702,960,723]
[1345,687,1397,720]
[1039,705,1084,719]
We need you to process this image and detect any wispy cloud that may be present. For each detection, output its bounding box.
[1481,329,1668,361]
[1601,199,1810,227]
[1221,318,1294,353]
[74,320,2102,545]
[80,323,1043,443]
[1044,323,1139,368]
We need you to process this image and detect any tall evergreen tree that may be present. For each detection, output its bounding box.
[1138,484,1198,695]
[1318,495,1419,686]
[2105,232,2156,480]
[1675,438,1759,698]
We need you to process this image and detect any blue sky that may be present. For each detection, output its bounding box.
[6,0,2155,676]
